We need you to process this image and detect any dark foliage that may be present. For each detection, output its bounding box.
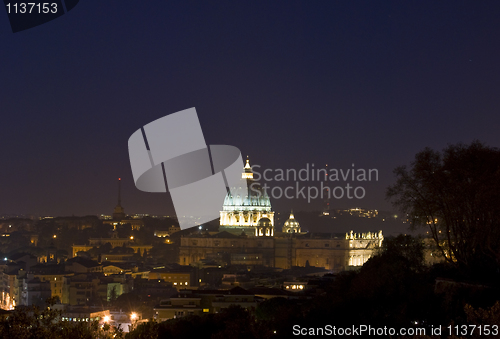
[387,141,500,279]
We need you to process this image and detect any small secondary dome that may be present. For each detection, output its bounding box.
[255,215,274,237]
[283,210,301,233]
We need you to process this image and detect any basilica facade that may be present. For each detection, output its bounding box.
[179,160,383,272]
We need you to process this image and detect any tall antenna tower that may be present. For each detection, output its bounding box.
[322,164,331,216]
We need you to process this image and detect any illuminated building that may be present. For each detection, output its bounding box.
[71,232,152,259]
[282,210,301,233]
[219,159,274,236]
[338,207,378,218]
[154,287,258,322]
[148,269,191,287]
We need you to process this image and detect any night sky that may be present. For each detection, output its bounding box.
[1,1,500,218]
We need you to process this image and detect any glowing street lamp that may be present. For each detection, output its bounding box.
[129,312,139,331]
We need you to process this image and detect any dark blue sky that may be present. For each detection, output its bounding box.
[1,1,500,217]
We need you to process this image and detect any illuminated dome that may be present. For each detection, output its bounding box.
[220,158,275,236]
[222,159,272,213]
[282,210,301,233]
[222,182,272,212]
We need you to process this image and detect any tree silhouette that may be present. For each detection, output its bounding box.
[387,141,500,278]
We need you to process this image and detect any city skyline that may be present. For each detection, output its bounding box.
[1,3,500,336]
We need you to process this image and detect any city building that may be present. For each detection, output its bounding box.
[154,287,261,322]
[1,266,20,310]
[28,263,67,302]
[71,232,153,258]
[282,211,302,233]
[154,224,181,239]
[20,275,52,307]
[148,269,192,288]
[65,257,103,274]
[56,305,110,324]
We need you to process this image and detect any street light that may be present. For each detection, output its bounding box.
[129,312,138,331]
